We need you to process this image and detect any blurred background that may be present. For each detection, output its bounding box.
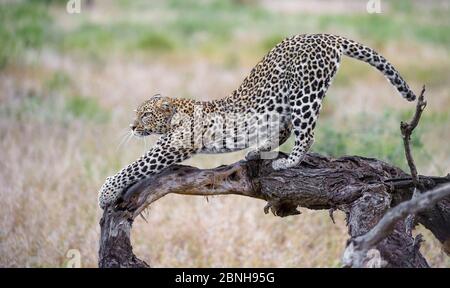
[0,0,449,267]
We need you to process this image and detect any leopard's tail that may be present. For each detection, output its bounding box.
[338,37,416,101]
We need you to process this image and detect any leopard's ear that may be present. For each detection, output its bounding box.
[152,93,162,99]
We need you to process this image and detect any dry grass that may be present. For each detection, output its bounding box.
[0,0,449,268]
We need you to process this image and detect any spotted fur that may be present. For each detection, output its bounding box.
[99,34,416,208]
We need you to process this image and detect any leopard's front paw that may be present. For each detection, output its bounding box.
[271,158,291,170]
[98,177,122,209]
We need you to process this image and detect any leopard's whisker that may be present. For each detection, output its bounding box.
[116,131,133,151]
[143,137,149,151]
[116,128,131,144]
[116,133,128,150]
[116,128,130,140]
[124,131,133,146]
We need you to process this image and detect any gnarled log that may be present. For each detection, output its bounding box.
[98,152,450,268]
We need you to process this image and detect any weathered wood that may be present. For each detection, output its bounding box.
[400,86,427,190]
[99,208,149,268]
[343,183,450,267]
[98,152,450,268]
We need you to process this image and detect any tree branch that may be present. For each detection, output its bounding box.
[342,183,450,267]
[400,86,427,190]
[98,153,450,267]
[399,86,427,234]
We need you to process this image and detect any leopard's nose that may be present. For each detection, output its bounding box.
[130,124,137,130]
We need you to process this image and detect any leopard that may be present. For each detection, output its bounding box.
[98,33,416,209]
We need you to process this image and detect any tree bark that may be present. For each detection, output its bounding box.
[98,208,150,268]
[98,152,450,268]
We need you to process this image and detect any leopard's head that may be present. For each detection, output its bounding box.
[131,95,176,136]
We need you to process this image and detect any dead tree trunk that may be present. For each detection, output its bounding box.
[98,153,450,268]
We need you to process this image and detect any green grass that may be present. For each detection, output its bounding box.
[135,32,176,52]
[1,0,449,67]
[60,22,178,56]
[317,12,450,49]
[56,0,277,57]
[259,34,286,52]
[45,71,73,92]
[272,109,430,170]
[60,23,116,55]
[0,92,110,124]
[0,2,54,67]
[64,95,110,122]
[304,109,450,171]
[0,71,111,123]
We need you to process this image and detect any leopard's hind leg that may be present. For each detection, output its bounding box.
[245,122,292,160]
[272,48,340,170]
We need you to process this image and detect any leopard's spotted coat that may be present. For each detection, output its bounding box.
[99,34,416,208]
